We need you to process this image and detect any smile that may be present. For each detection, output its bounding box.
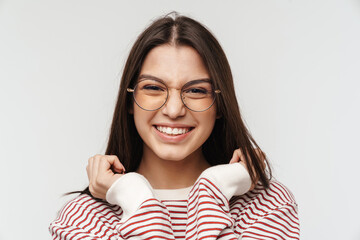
[155,125,192,135]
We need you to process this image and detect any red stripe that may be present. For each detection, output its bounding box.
[271,184,290,204]
[253,221,298,239]
[54,197,82,225]
[120,215,170,232]
[186,215,232,236]
[270,207,300,231]
[58,200,92,239]
[124,227,173,238]
[69,200,114,238]
[50,180,299,240]
[122,221,173,237]
[218,231,238,239]
[172,222,186,226]
[273,181,294,203]
[66,198,95,226]
[130,209,170,220]
[188,179,227,207]
[168,210,187,214]
[141,203,167,210]
[162,199,187,203]
[262,212,299,235]
[187,200,226,219]
[169,216,187,220]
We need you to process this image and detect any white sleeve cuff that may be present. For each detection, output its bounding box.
[199,163,252,200]
[106,172,155,223]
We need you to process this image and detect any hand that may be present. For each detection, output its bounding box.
[86,154,126,200]
[229,148,266,190]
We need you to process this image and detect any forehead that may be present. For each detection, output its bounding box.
[139,44,210,87]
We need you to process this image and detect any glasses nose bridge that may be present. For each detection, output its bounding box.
[164,86,185,109]
[166,87,183,103]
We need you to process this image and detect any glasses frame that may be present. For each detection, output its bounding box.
[127,79,221,112]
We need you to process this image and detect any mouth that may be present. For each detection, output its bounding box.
[154,125,194,136]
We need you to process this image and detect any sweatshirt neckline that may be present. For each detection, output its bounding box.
[153,186,193,201]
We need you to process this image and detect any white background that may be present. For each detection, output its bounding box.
[1,0,359,239]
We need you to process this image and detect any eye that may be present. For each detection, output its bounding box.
[184,88,208,94]
[143,85,165,91]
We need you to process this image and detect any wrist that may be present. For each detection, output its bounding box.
[199,163,252,200]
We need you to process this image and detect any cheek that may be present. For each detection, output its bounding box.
[133,106,156,139]
[133,106,146,135]
[197,109,217,135]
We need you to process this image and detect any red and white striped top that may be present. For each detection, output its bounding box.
[50,163,299,239]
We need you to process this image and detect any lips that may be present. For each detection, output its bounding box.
[155,125,192,135]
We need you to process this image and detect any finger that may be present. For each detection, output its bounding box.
[98,156,113,174]
[87,157,94,181]
[230,149,246,164]
[92,155,101,182]
[238,149,247,162]
[107,155,125,174]
[86,164,90,181]
[229,149,239,164]
[237,150,248,169]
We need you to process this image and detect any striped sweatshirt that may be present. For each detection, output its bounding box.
[50,163,300,239]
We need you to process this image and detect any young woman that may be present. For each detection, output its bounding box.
[50,13,299,239]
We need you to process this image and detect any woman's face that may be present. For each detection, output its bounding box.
[132,44,217,162]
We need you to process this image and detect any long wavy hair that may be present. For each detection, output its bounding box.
[77,12,272,197]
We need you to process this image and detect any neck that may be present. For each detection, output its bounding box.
[136,147,210,189]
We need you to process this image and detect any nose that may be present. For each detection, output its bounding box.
[161,89,186,119]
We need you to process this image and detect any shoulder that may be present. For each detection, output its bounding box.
[230,180,300,238]
[230,178,298,214]
[50,194,123,236]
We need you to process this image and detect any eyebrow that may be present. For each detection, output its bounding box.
[138,74,212,85]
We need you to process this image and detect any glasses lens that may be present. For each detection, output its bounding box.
[181,81,216,111]
[133,79,167,110]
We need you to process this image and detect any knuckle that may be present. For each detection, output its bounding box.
[110,155,119,159]
[95,176,104,186]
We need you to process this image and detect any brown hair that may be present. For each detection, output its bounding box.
[78,12,271,197]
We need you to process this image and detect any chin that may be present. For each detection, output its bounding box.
[156,152,188,162]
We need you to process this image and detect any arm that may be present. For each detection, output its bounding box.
[50,155,175,240]
[231,180,300,239]
[185,163,252,240]
[238,203,300,240]
[185,164,300,240]
[49,195,122,240]
[106,172,175,239]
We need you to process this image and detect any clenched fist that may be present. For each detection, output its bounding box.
[86,154,126,200]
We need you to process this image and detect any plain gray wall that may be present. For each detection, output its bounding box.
[0,0,359,239]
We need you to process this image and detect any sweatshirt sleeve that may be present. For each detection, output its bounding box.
[49,195,123,240]
[232,180,300,239]
[239,204,300,239]
[185,163,252,240]
[106,172,175,239]
[50,173,176,240]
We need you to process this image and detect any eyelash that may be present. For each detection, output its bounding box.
[184,88,208,94]
[143,85,165,91]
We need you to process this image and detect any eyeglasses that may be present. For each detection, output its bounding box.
[127,78,221,112]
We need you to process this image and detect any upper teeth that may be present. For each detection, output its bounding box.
[156,126,190,135]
